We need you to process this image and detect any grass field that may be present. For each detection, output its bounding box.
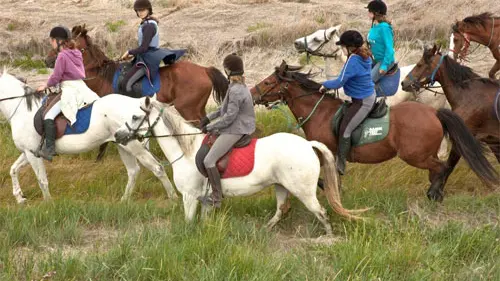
[0,107,499,281]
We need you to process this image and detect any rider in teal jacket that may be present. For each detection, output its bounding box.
[366,0,395,82]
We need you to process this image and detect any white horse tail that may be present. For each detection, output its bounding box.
[309,141,368,220]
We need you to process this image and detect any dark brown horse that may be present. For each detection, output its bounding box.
[45,25,228,122]
[251,61,498,202]
[450,13,500,79]
[402,44,500,196]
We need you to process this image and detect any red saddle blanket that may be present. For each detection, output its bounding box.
[197,134,257,179]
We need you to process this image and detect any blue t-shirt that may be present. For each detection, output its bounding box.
[323,54,375,99]
[367,22,395,72]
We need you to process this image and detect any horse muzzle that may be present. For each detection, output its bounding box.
[114,130,133,145]
[401,80,421,92]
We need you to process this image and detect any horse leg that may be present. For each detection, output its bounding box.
[292,189,332,235]
[10,154,29,203]
[117,146,141,202]
[266,184,291,230]
[402,154,448,202]
[183,192,199,222]
[120,142,178,199]
[25,152,51,201]
[483,138,500,163]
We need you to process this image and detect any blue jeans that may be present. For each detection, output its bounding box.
[371,61,395,83]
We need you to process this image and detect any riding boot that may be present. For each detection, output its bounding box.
[35,120,57,161]
[198,167,223,208]
[336,136,351,175]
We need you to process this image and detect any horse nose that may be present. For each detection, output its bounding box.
[401,80,411,92]
[294,40,304,51]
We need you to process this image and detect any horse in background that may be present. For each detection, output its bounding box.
[45,24,228,122]
[450,13,500,79]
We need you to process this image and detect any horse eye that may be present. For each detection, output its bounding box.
[132,115,139,121]
[264,81,271,85]
[313,38,321,43]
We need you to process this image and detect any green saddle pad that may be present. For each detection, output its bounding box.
[331,102,390,147]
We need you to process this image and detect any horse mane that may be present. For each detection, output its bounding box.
[24,86,43,111]
[152,101,198,155]
[276,68,322,92]
[441,54,499,88]
[462,12,499,28]
[73,25,118,83]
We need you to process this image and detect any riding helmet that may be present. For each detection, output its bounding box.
[335,30,364,48]
[134,0,153,15]
[366,0,387,15]
[49,26,71,40]
[223,53,244,76]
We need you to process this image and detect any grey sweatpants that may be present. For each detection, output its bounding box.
[371,61,396,83]
[204,134,244,168]
[341,94,376,138]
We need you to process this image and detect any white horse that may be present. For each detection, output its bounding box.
[294,26,450,158]
[0,71,178,203]
[114,97,365,234]
[293,25,450,108]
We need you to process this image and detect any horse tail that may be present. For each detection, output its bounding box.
[205,67,229,104]
[437,108,499,186]
[309,141,368,220]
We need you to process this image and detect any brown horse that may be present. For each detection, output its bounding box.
[450,13,500,79]
[401,44,500,195]
[45,25,228,122]
[251,61,498,202]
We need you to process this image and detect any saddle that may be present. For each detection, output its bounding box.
[332,99,390,146]
[375,63,401,97]
[195,134,255,178]
[112,62,161,98]
[34,92,94,139]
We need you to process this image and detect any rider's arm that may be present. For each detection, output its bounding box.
[206,107,222,121]
[322,56,356,90]
[206,92,241,131]
[380,26,395,72]
[46,52,66,87]
[128,23,156,56]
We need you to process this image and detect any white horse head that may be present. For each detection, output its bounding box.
[294,25,343,58]
[115,97,365,234]
[0,72,177,203]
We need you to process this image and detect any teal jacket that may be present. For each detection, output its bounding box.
[367,22,395,72]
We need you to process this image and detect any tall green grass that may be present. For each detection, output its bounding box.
[0,107,499,280]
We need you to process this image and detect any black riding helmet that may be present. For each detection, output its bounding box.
[335,30,364,48]
[366,0,387,15]
[134,0,153,15]
[49,26,71,40]
[223,53,244,76]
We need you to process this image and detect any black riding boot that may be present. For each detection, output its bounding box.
[336,136,351,175]
[35,119,57,161]
[198,167,223,208]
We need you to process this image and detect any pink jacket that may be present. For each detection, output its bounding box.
[46,49,86,87]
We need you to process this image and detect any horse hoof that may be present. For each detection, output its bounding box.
[17,197,27,204]
[427,190,443,202]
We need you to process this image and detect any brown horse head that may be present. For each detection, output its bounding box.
[450,21,470,61]
[401,44,443,92]
[250,60,309,105]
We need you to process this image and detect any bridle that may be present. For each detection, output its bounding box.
[450,17,497,62]
[303,29,342,63]
[252,72,327,128]
[406,53,447,93]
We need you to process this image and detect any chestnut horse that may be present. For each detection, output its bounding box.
[251,61,498,202]
[402,44,500,195]
[45,25,228,121]
[450,13,500,79]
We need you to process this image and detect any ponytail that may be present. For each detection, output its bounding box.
[351,46,372,60]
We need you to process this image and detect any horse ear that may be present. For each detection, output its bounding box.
[278,60,287,75]
[332,24,341,33]
[431,44,438,54]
